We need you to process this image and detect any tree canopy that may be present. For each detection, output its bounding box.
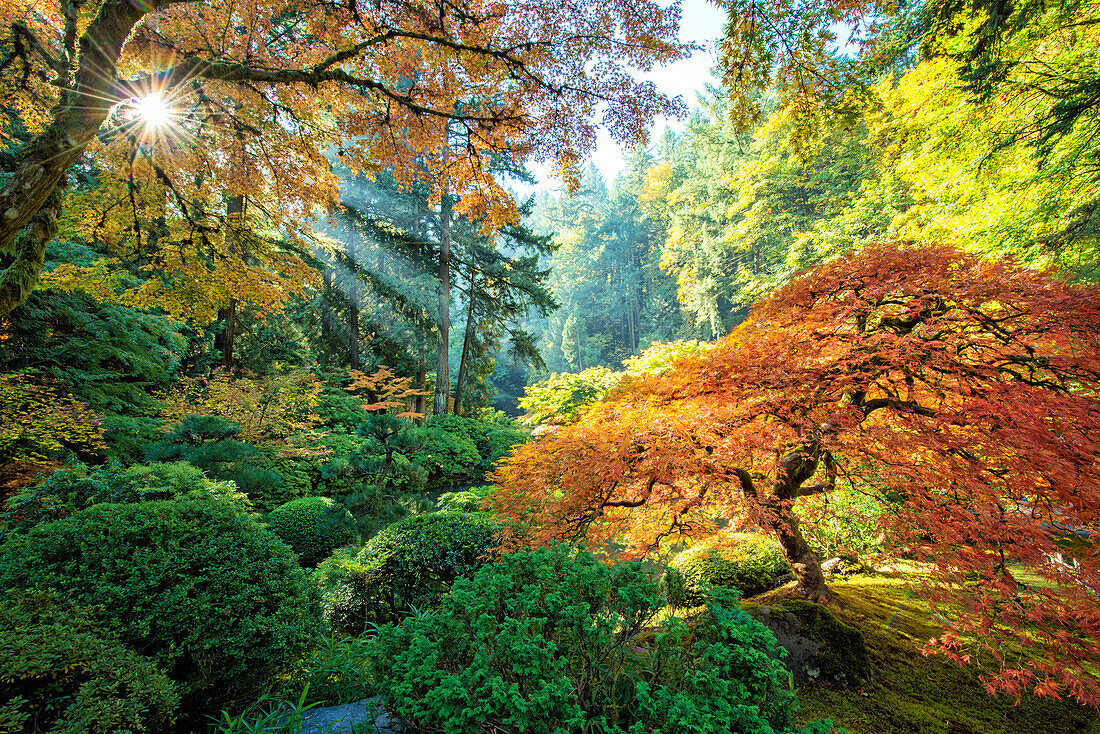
[0,0,692,315]
[492,241,1100,706]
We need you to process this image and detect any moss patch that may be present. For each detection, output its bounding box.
[747,578,1100,734]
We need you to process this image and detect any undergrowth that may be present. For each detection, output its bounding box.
[749,577,1100,734]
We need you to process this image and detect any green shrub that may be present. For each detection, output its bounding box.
[367,544,843,734]
[0,497,320,723]
[268,497,358,566]
[478,425,527,470]
[517,367,621,427]
[1,460,250,539]
[413,419,481,485]
[799,487,887,561]
[0,592,179,734]
[317,511,501,634]
[665,532,789,606]
[435,485,494,512]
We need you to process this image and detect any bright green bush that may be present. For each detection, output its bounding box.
[0,592,179,734]
[1,460,250,539]
[268,497,358,566]
[435,485,494,512]
[478,424,527,470]
[518,367,621,427]
[666,533,789,606]
[367,544,843,734]
[799,487,887,561]
[0,497,320,723]
[317,511,501,634]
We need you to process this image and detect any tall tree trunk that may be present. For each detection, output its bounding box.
[321,268,333,350]
[348,239,360,371]
[575,320,584,371]
[348,294,360,371]
[453,280,478,415]
[213,194,245,371]
[433,188,452,416]
[414,362,427,420]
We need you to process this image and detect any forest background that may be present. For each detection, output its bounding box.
[2,0,1100,728]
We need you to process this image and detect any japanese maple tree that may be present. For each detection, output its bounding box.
[492,241,1100,706]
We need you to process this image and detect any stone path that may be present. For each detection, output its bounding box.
[299,696,403,734]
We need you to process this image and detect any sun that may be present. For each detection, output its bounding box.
[133,92,173,130]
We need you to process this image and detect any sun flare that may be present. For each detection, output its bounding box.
[134,92,172,130]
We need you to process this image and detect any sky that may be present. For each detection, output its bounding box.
[531,0,727,190]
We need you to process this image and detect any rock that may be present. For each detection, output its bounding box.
[300,696,404,734]
[820,557,842,573]
[745,600,871,687]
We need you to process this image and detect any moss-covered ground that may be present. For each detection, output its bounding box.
[748,576,1100,734]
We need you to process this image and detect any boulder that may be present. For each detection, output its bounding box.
[745,600,871,687]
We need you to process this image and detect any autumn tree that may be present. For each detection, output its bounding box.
[492,241,1100,706]
[0,0,696,319]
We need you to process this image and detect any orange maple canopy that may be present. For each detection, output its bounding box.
[491,240,1100,706]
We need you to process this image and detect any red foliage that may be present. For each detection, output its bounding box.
[492,242,1100,706]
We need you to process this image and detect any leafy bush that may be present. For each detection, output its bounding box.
[0,591,179,734]
[0,497,320,722]
[268,497,358,566]
[367,544,842,734]
[435,485,494,512]
[478,424,527,470]
[799,487,887,561]
[1,460,250,539]
[622,339,715,376]
[665,533,789,606]
[316,386,372,432]
[518,367,620,427]
[317,511,501,634]
[412,419,481,485]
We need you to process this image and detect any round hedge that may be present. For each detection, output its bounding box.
[0,497,320,723]
[268,496,358,566]
[317,511,501,634]
[665,532,788,606]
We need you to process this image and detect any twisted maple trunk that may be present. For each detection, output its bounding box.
[737,435,832,602]
[761,495,829,602]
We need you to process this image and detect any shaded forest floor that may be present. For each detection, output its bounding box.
[748,576,1100,734]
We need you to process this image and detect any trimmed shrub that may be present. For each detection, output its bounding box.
[435,485,494,512]
[366,544,843,734]
[665,532,788,606]
[1,460,250,539]
[268,497,358,566]
[145,415,291,511]
[0,592,179,734]
[317,511,501,634]
[0,496,320,723]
